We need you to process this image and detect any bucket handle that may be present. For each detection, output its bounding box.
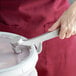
[33,29,59,54]
[16,29,59,54]
[34,42,42,54]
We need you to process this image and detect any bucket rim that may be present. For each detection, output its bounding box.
[0,32,38,73]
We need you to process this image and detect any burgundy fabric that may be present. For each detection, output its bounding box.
[0,0,76,76]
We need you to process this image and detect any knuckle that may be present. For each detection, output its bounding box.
[67,28,73,33]
[61,25,67,30]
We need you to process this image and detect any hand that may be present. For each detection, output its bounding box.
[48,1,76,39]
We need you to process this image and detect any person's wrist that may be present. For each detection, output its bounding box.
[69,1,76,15]
[72,1,76,9]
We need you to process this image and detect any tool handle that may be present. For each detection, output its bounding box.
[19,29,59,45]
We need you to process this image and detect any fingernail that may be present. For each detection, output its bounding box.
[59,35,65,39]
[60,37,64,39]
[48,28,52,31]
[66,35,70,38]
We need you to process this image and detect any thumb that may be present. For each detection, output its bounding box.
[48,19,60,31]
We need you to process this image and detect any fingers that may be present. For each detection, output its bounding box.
[72,26,76,35]
[59,24,76,39]
[48,19,60,31]
[48,18,76,39]
[59,24,67,39]
[72,31,76,35]
[66,27,74,38]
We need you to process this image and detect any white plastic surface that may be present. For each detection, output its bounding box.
[0,32,38,76]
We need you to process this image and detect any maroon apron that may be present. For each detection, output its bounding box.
[0,0,76,76]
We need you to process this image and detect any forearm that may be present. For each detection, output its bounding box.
[68,1,76,15]
[70,0,76,4]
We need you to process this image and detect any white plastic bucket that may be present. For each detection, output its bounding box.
[0,32,39,76]
[0,29,59,76]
